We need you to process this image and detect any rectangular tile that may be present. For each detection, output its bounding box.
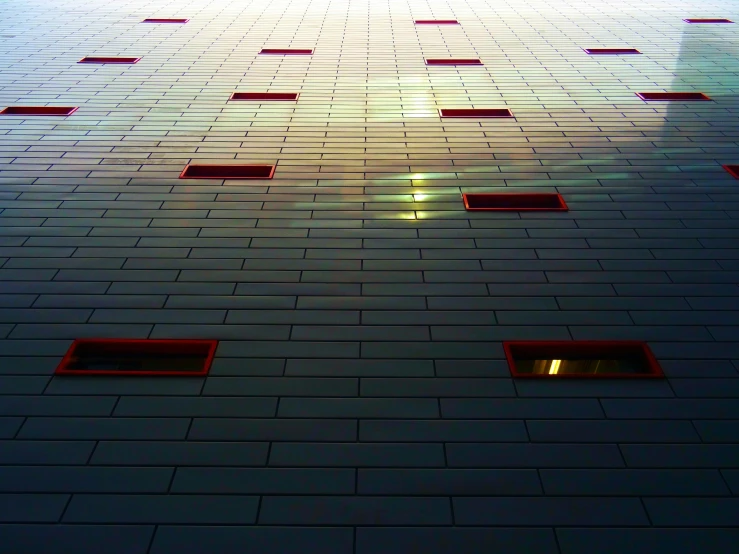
[268,443,445,467]
[63,495,259,524]
[151,527,352,554]
[357,528,557,554]
[557,529,739,554]
[0,525,154,554]
[453,497,649,525]
[18,417,190,440]
[446,443,624,468]
[91,441,269,466]
[258,496,452,525]
[0,494,70,522]
[172,468,355,494]
[188,418,356,441]
[359,420,527,442]
[0,467,173,493]
[358,469,542,495]
[644,498,739,526]
[540,469,730,496]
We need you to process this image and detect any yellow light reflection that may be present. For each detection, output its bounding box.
[548,360,562,375]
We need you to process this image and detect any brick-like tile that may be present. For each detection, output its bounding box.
[0,525,154,554]
[112,396,277,417]
[188,418,357,441]
[63,495,259,524]
[527,420,702,443]
[693,420,739,443]
[151,527,353,554]
[620,445,739,468]
[601,399,739,419]
[360,378,514,397]
[285,359,434,377]
[209,358,286,376]
[454,497,649,525]
[358,469,542,495]
[721,470,739,494]
[515,380,675,398]
[18,418,191,440]
[0,441,95,465]
[359,420,527,442]
[0,494,69,522]
[171,468,355,494]
[258,496,452,525]
[91,441,269,466]
[0,418,24,439]
[557,528,739,554]
[269,443,446,467]
[45,377,204,396]
[644,498,739,526]
[541,469,731,496]
[447,444,625,468]
[357,528,557,554]
[203,377,358,396]
[442,399,605,419]
[0,467,173,493]
[278,398,439,418]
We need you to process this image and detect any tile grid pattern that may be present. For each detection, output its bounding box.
[1,0,739,552]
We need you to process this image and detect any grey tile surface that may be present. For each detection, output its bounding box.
[1,0,738,551]
[356,528,558,554]
[150,527,353,554]
[0,525,154,554]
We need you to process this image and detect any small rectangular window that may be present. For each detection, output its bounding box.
[637,92,711,101]
[684,18,732,23]
[180,164,276,179]
[463,193,567,211]
[55,339,218,376]
[142,19,189,23]
[1,106,78,116]
[439,108,513,118]
[426,59,482,65]
[259,49,313,55]
[583,48,641,54]
[504,341,664,379]
[230,92,299,101]
[79,57,140,64]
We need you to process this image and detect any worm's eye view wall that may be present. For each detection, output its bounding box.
[0,1,738,553]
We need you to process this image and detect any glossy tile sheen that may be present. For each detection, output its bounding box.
[0,0,738,552]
